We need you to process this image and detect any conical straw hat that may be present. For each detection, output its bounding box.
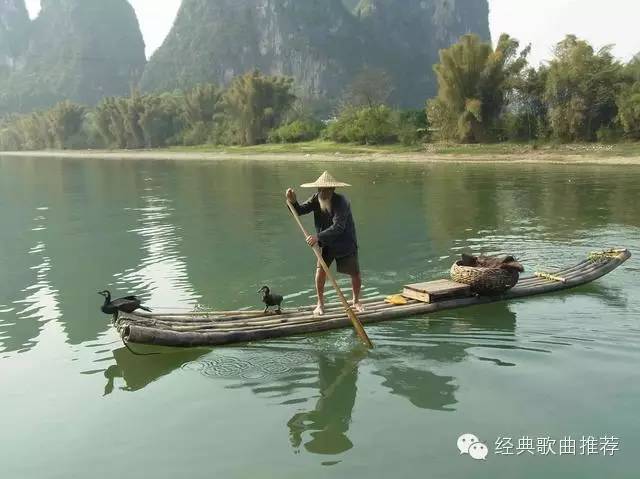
[300,171,351,188]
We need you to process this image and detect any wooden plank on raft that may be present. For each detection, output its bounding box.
[402,279,472,303]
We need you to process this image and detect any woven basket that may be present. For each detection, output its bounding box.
[450,261,520,294]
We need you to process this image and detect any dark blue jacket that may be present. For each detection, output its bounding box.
[292,193,358,258]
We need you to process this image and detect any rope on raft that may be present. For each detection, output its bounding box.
[116,316,161,356]
[588,249,627,261]
[534,271,567,283]
[121,337,161,356]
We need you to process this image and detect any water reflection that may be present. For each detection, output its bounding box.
[168,302,519,458]
[1,208,61,354]
[43,161,146,346]
[103,346,209,395]
[568,282,629,308]
[119,193,201,308]
[287,348,367,455]
[101,292,637,459]
[370,302,516,411]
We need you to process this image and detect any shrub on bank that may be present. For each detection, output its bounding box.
[396,109,429,145]
[326,106,428,145]
[268,119,323,143]
[326,105,398,145]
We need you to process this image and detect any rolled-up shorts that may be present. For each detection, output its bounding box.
[318,249,360,275]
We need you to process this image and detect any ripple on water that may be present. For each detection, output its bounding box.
[183,351,316,381]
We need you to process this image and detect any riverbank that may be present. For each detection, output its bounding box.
[3,141,640,165]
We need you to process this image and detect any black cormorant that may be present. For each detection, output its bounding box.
[258,286,283,314]
[98,290,152,317]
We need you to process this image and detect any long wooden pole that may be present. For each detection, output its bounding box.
[287,200,373,348]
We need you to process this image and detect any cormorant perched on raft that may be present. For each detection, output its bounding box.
[98,290,152,317]
[258,286,283,314]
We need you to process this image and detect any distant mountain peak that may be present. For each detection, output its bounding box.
[2,0,491,114]
[1,0,146,113]
[141,0,490,109]
[0,0,30,68]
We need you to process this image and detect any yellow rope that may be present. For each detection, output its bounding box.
[535,271,567,283]
[588,249,625,261]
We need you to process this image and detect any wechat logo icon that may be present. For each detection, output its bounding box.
[457,433,489,461]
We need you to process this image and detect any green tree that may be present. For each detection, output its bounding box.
[326,105,398,144]
[544,35,624,141]
[46,101,86,149]
[396,109,429,145]
[617,82,640,139]
[19,112,53,149]
[117,92,146,149]
[222,71,296,145]
[139,93,184,147]
[93,93,150,149]
[504,66,549,141]
[427,33,529,142]
[93,97,128,148]
[92,99,115,147]
[0,126,21,150]
[183,83,222,126]
[182,83,223,145]
[626,55,640,82]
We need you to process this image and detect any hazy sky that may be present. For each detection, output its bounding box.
[25,0,640,65]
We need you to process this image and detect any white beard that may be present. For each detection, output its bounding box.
[318,196,332,214]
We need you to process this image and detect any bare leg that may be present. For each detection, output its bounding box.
[351,272,364,312]
[314,266,327,316]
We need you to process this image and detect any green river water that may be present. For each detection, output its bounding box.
[0,156,638,478]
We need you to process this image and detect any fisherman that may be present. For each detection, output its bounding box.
[286,171,363,317]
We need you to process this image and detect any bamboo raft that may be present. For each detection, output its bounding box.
[115,249,631,347]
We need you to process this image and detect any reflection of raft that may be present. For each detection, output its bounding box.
[115,249,631,347]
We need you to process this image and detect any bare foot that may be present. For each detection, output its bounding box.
[313,304,325,317]
[352,301,365,313]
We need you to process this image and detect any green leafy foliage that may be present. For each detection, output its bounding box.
[627,57,640,82]
[223,71,296,145]
[544,35,624,142]
[326,106,396,144]
[325,105,427,145]
[268,119,324,143]
[0,100,85,150]
[46,101,86,149]
[617,82,640,139]
[181,84,224,145]
[501,67,550,141]
[0,72,298,150]
[427,34,529,143]
[2,28,639,151]
[94,91,186,149]
[396,109,429,145]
